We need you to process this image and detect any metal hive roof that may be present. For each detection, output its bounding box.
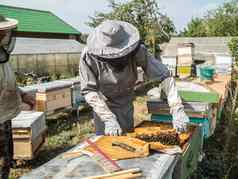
[12,38,84,55]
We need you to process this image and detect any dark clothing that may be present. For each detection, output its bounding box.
[0,48,21,124]
[0,120,13,179]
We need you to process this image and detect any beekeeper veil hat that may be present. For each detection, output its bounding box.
[86,20,140,59]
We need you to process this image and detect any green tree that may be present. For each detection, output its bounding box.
[181,0,238,37]
[229,37,238,64]
[180,18,207,37]
[87,0,175,55]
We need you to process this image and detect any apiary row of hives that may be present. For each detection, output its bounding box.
[147,81,221,138]
[15,78,86,159]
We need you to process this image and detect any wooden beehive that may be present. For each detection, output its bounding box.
[132,121,203,179]
[36,81,72,113]
[11,111,47,160]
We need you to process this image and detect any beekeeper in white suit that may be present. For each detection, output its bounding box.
[0,15,35,178]
[80,20,189,136]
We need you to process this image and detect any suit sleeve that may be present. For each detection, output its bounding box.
[79,49,117,123]
[79,48,98,95]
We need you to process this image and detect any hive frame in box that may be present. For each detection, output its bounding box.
[136,120,203,179]
[147,90,220,138]
[134,121,203,152]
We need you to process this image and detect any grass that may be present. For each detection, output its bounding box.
[194,81,238,179]
[194,113,238,179]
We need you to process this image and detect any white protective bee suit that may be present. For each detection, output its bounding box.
[80,20,189,136]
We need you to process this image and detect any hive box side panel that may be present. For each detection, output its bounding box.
[36,88,72,112]
[13,133,44,160]
[46,89,72,111]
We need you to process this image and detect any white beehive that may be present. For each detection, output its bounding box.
[11,111,47,160]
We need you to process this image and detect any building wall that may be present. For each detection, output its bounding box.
[10,53,80,76]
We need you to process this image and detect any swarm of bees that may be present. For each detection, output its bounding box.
[135,132,180,145]
[133,127,180,146]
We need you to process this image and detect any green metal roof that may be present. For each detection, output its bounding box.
[0,4,80,35]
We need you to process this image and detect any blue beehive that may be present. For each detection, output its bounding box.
[147,89,220,138]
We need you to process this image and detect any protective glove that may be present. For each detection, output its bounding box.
[85,91,122,136]
[160,77,189,133]
[171,105,189,133]
[104,119,122,136]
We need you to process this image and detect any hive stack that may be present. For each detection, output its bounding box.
[177,43,194,78]
[11,111,47,160]
[147,90,220,138]
[215,55,233,75]
[35,81,72,114]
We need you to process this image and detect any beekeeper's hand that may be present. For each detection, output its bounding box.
[171,105,189,133]
[85,92,122,136]
[104,119,122,136]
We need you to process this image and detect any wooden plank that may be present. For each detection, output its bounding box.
[62,151,83,159]
[85,168,142,179]
[82,136,150,161]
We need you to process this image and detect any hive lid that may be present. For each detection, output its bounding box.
[12,111,45,126]
[37,81,72,92]
[179,91,220,103]
[59,77,81,85]
[12,111,46,139]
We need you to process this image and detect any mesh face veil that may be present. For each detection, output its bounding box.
[0,30,16,63]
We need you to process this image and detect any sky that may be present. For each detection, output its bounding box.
[0,0,227,33]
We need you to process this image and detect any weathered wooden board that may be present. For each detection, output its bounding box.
[36,88,72,113]
[13,133,45,160]
[82,136,150,160]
